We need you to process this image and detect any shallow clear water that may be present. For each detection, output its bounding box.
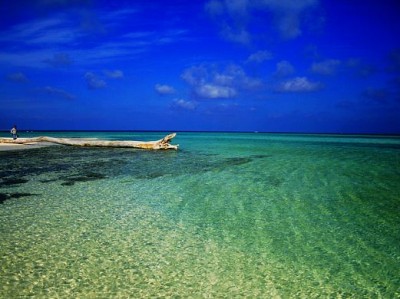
[1,132,399,297]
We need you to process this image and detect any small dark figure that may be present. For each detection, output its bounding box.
[10,125,18,140]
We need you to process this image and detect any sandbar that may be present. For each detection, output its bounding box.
[0,140,55,151]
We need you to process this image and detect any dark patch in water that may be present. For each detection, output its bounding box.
[213,157,252,170]
[9,192,37,199]
[266,176,284,187]
[0,192,38,204]
[0,193,8,204]
[39,178,59,183]
[0,178,29,187]
[0,146,269,185]
[251,154,271,159]
[136,172,165,179]
[61,172,107,186]
[227,157,252,165]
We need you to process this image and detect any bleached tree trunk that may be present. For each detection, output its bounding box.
[0,133,178,150]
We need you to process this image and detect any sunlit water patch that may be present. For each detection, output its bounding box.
[1,132,399,297]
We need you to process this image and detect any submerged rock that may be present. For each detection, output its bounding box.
[0,192,37,204]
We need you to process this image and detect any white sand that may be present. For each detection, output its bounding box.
[0,140,55,151]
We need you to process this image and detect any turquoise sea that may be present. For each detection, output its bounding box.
[1,131,399,298]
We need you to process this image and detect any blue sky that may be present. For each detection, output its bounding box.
[1,0,399,133]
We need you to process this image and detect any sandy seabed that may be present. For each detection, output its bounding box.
[1,132,399,297]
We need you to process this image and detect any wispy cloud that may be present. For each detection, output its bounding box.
[170,98,197,110]
[276,77,322,92]
[0,16,77,46]
[275,60,295,77]
[362,88,390,104]
[205,0,250,44]
[0,8,188,68]
[0,49,59,68]
[104,70,124,79]
[38,86,76,100]
[268,0,320,39]
[311,59,341,75]
[31,0,92,10]
[346,58,377,77]
[6,72,29,83]
[205,0,319,43]
[43,53,73,67]
[84,72,106,89]
[155,84,175,95]
[246,50,273,63]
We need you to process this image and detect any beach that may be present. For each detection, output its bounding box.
[1,132,399,297]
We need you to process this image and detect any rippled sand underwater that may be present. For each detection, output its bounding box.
[1,132,400,297]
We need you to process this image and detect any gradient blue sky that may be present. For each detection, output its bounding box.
[1,0,399,133]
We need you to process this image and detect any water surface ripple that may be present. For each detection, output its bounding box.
[1,132,399,297]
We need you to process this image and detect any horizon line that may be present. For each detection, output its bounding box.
[1,129,399,136]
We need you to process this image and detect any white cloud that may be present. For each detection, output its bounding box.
[205,0,251,44]
[220,26,251,44]
[104,70,124,79]
[196,84,237,99]
[276,77,321,92]
[84,72,106,89]
[182,66,235,99]
[246,50,273,63]
[155,84,175,95]
[224,64,263,90]
[266,0,319,39]
[214,73,235,85]
[275,60,295,77]
[182,64,262,99]
[181,65,208,86]
[171,99,197,110]
[311,59,341,75]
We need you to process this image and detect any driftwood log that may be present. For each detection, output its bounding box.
[0,133,178,150]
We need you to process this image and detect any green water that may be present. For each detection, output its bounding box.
[1,132,399,298]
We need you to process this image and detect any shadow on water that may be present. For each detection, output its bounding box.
[0,146,271,189]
